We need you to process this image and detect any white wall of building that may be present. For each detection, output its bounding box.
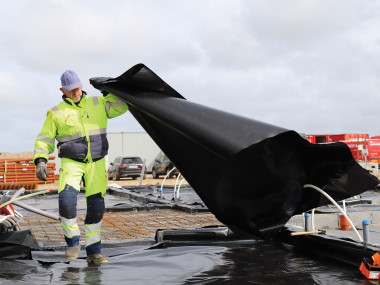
[107,132,161,172]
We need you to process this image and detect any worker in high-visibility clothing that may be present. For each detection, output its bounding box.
[34,70,128,264]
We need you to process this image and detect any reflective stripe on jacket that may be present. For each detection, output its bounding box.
[34,92,128,162]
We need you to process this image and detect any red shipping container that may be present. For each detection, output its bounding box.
[307,133,370,161]
[340,140,366,161]
[366,139,380,162]
[329,134,368,142]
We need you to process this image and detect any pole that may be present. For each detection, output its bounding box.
[304,212,311,232]
[139,159,146,186]
[13,200,60,220]
[363,220,370,245]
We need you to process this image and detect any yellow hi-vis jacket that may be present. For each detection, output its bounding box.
[34,92,128,163]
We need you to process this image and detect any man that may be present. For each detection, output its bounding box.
[34,70,128,264]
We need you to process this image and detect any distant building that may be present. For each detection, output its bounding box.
[107,132,161,172]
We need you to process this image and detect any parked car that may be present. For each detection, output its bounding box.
[151,153,179,179]
[108,156,146,180]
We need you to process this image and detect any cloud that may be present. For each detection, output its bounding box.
[1,0,380,153]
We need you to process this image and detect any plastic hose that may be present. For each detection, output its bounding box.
[175,177,186,199]
[159,167,177,198]
[174,173,182,199]
[0,189,52,209]
[304,184,363,243]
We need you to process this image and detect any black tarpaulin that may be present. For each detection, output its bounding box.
[1,239,371,284]
[0,230,41,259]
[90,64,379,238]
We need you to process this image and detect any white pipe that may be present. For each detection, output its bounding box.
[9,217,20,231]
[0,211,22,232]
[6,216,18,227]
[0,216,17,231]
[2,219,13,230]
[311,208,315,231]
[160,167,177,195]
[176,178,186,199]
[173,173,182,198]
[11,187,26,200]
[304,184,363,242]
[13,200,60,220]
[15,211,23,220]
[0,215,8,224]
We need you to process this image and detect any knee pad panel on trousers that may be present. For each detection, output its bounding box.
[85,193,105,224]
[59,184,79,219]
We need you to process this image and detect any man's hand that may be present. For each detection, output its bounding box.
[36,160,48,181]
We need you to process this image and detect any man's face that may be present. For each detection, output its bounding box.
[60,87,83,103]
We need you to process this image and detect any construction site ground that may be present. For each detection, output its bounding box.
[20,175,223,247]
[17,174,380,249]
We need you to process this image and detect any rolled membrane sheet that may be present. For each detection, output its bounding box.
[90,64,379,238]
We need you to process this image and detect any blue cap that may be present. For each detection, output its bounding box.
[60,70,82,91]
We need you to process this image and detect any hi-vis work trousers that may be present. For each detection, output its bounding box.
[58,157,107,255]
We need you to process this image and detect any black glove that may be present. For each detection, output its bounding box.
[35,158,48,181]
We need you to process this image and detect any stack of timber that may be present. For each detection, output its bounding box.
[0,156,59,188]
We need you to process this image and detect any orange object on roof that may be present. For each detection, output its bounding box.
[359,252,380,279]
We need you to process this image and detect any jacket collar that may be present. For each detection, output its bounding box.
[62,91,87,106]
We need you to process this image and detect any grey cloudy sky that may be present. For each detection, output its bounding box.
[1,0,380,153]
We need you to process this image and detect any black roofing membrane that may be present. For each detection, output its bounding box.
[0,239,370,285]
[90,64,379,238]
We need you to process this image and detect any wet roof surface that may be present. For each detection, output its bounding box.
[0,239,370,285]
[1,186,379,284]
